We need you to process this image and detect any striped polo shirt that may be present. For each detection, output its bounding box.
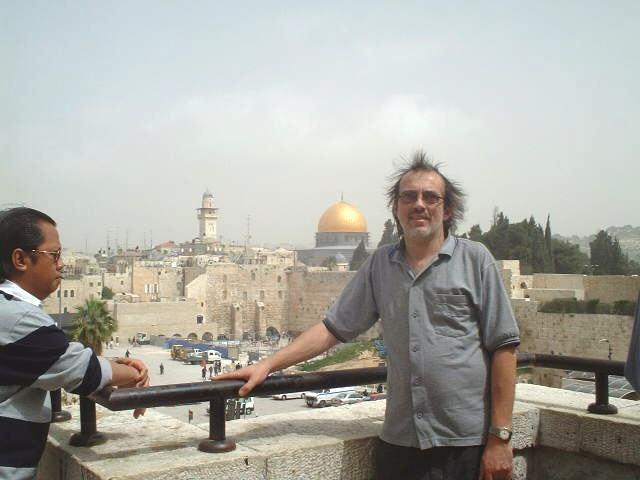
[0,280,112,480]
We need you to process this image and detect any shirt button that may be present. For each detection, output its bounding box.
[413,377,421,385]
[412,312,418,318]
[416,412,423,419]
[412,345,419,352]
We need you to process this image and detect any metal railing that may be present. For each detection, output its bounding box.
[51,353,628,453]
[516,353,626,414]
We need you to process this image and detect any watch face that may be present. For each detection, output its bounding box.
[490,427,512,441]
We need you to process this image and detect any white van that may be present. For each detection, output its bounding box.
[304,387,357,408]
[203,350,222,363]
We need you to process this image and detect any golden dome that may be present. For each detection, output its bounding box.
[317,201,368,233]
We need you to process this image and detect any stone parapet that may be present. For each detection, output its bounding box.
[39,385,640,479]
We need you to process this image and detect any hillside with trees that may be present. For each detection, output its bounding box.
[461,212,640,275]
[563,225,640,262]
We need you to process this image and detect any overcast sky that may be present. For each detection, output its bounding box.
[2,2,638,252]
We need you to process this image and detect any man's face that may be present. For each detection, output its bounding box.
[26,221,64,300]
[394,170,450,242]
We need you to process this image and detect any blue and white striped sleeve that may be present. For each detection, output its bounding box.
[0,310,112,395]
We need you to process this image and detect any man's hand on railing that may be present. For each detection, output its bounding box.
[213,361,271,397]
[114,357,149,388]
[111,357,150,418]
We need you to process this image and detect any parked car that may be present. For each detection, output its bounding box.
[304,387,357,408]
[183,349,204,364]
[271,391,306,400]
[328,391,369,407]
[134,332,151,345]
[240,397,255,415]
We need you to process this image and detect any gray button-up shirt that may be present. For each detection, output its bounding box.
[324,236,520,449]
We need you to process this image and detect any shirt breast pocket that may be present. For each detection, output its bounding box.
[432,294,476,337]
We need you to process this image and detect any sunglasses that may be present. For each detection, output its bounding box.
[398,190,444,206]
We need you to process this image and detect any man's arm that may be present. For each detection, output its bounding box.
[480,345,517,480]
[215,322,339,396]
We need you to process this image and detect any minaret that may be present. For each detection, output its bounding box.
[197,190,219,243]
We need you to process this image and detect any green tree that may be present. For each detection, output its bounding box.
[551,238,589,274]
[545,214,554,269]
[101,286,114,300]
[321,256,337,270]
[71,298,117,355]
[349,240,370,271]
[468,224,483,242]
[589,230,630,275]
[474,211,574,274]
[378,219,399,247]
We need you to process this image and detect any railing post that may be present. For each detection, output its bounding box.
[50,389,71,422]
[69,396,107,446]
[199,395,236,453]
[587,371,618,414]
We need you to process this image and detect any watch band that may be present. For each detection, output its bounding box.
[488,426,513,441]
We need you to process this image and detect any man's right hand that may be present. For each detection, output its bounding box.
[213,361,271,397]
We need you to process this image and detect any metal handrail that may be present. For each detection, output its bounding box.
[55,354,628,453]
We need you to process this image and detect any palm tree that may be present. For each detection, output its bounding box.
[71,298,116,355]
[69,298,117,447]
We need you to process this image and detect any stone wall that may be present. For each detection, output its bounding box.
[113,300,207,341]
[185,273,208,320]
[286,268,355,335]
[584,275,640,303]
[39,384,640,480]
[204,263,289,339]
[103,272,132,295]
[522,288,579,303]
[131,265,182,301]
[532,274,585,290]
[514,298,634,386]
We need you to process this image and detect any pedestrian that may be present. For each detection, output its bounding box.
[208,365,213,379]
[160,362,164,375]
[0,207,150,479]
[125,349,131,358]
[201,366,206,381]
[215,152,520,480]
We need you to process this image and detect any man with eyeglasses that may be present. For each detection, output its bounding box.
[217,152,520,480]
[0,207,150,480]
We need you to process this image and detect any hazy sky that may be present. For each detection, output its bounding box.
[2,2,638,252]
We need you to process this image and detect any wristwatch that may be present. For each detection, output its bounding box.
[488,426,513,441]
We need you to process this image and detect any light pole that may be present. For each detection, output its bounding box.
[599,338,612,360]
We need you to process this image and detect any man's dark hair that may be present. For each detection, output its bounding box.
[0,207,56,280]
[386,151,466,236]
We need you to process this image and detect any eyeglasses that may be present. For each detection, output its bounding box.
[398,190,444,206]
[31,248,62,263]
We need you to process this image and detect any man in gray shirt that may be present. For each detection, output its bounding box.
[217,152,520,480]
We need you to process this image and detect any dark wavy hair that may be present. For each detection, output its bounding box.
[0,207,56,280]
[386,151,466,236]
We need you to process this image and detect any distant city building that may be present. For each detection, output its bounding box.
[197,190,219,244]
[297,199,370,266]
